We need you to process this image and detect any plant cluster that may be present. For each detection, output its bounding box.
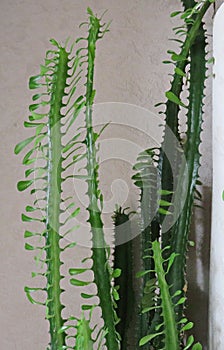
[15,1,215,349]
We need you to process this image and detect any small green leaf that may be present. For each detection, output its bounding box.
[136,270,151,278]
[14,136,36,154]
[175,67,186,77]
[29,75,42,89]
[159,199,172,207]
[87,7,94,16]
[112,288,120,301]
[82,304,93,310]
[170,11,181,17]
[179,317,188,324]
[159,189,174,195]
[25,168,35,178]
[62,242,77,251]
[158,208,172,215]
[26,205,36,212]
[68,208,80,219]
[49,38,59,47]
[181,322,194,332]
[81,293,95,299]
[58,325,74,334]
[207,57,215,65]
[70,278,90,287]
[25,243,35,250]
[167,252,178,273]
[112,268,121,278]
[24,286,45,305]
[166,91,187,108]
[29,111,47,121]
[24,121,42,128]
[176,297,186,305]
[142,305,160,314]
[22,213,34,222]
[69,268,87,275]
[40,64,49,75]
[32,93,43,101]
[24,230,35,238]
[17,180,33,192]
[171,53,186,62]
[139,333,159,346]
[23,149,35,165]
[173,290,182,298]
[163,60,174,65]
[184,335,194,349]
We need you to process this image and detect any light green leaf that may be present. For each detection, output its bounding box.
[158,208,172,215]
[166,91,187,108]
[87,7,94,16]
[139,333,159,346]
[184,335,194,349]
[22,213,35,222]
[17,180,33,192]
[29,111,47,121]
[176,297,186,305]
[181,322,194,332]
[70,278,91,287]
[29,75,42,89]
[23,149,35,165]
[159,199,172,207]
[24,230,38,238]
[24,286,45,305]
[112,268,121,278]
[14,136,36,154]
[25,243,35,250]
[173,290,182,298]
[49,38,59,47]
[170,11,182,17]
[167,252,178,273]
[171,53,186,62]
[175,67,186,77]
[69,268,87,275]
[26,205,36,212]
[136,270,151,278]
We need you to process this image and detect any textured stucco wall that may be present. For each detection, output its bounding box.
[0,1,222,349]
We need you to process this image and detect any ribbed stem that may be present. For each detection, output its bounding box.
[152,241,180,350]
[160,0,212,253]
[168,20,206,317]
[45,47,69,349]
[85,13,119,350]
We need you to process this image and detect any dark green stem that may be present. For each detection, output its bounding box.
[168,19,206,318]
[160,0,212,251]
[114,209,142,350]
[85,12,119,350]
[45,47,69,349]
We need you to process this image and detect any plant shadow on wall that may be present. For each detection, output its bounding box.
[15,1,214,349]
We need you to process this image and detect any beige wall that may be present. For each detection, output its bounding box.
[1,0,222,349]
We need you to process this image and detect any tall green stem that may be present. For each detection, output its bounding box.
[45,47,69,349]
[84,11,119,350]
[160,0,212,252]
[168,17,206,317]
[152,241,180,350]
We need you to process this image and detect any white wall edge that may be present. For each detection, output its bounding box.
[210,3,224,349]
